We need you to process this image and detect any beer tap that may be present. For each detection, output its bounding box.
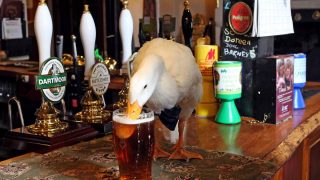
[56,33,67,119]
[28,0,68,135]
[35,0,52,68]
[75,4,111,124]
[80,4,96,81]
[119,0,133,66]
[71,35,78,76]
[68,34,81,115]
[112,0,133,110]
[56,35,64,59]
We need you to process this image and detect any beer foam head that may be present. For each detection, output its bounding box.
[113,108,154,125]
[113,115,154,124]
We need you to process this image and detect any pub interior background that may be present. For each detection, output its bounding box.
[0,0,319,165]
[0,0,217,137]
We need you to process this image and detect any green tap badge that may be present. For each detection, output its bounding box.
[35,57,67,102]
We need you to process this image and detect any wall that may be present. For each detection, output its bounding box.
[130,0,216,47]
[291,0,320,9]
[129,0,143,47]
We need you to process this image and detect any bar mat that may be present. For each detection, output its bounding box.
[0,135,278,180]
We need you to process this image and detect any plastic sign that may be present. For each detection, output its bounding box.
[36,57,67,102]
[90,63,110,95]
[228,2,253,35]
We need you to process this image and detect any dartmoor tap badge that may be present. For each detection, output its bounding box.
[90,63,110,95]
[36,57,67,102]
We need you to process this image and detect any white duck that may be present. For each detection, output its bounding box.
[127,38,203,161]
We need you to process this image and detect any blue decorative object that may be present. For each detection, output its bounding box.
[293,53,306,109]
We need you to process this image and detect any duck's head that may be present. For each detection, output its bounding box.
[127,54,164,119]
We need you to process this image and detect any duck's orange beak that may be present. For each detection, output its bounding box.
[127,101,142,120]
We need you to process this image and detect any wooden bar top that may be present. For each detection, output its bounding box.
[0,61,38,76]
[156,84,320,167]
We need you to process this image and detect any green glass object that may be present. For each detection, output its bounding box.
[94,49,104,63]
[214,61,242,124]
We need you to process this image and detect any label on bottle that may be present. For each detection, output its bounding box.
[214,62,242,96]
[195,45,218,76]
[90,63,110,95]
[36,57,67,103]
[72,99,78,108]
[293,54,306,84]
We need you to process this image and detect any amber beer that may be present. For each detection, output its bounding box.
[113,108,155,180]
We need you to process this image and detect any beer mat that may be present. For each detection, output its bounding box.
[0,135,278,179]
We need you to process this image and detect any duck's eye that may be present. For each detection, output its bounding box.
[143,85,147,89]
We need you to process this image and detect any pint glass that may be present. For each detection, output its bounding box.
[112,108,155,180]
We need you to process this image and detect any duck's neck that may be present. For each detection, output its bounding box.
[139,54,165,76]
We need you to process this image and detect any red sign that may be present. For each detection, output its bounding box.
[228,2,252,35]
[205,48,215,61]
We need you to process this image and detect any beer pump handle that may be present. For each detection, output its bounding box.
[56,35,64,59]
[80,4,96,80]
[71,35,78,70]
[34,0,53,68]
[70,35,81,114]
[119,0,133,66]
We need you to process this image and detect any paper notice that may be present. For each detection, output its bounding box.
[252,0,294,37]
[2,18,23,39]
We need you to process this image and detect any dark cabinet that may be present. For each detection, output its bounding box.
[26,0,122,64]
[50,0,122,62]
[274,8,320,82]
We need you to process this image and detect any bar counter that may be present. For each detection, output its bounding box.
[156,83,320,179]
[0,62,320,179]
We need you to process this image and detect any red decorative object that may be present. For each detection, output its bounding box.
[228,2,253,35]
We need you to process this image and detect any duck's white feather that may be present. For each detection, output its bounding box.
[130,38,203,119]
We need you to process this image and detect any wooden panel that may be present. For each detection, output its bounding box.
[303,140,310,180]
[304,126,320,180]
[282,143,303,180]
[310,140,320,180]
[272,167,283,180]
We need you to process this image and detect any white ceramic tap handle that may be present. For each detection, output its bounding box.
[34,0,53,68]
[80,5,96,80]
[119,1,133,65]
